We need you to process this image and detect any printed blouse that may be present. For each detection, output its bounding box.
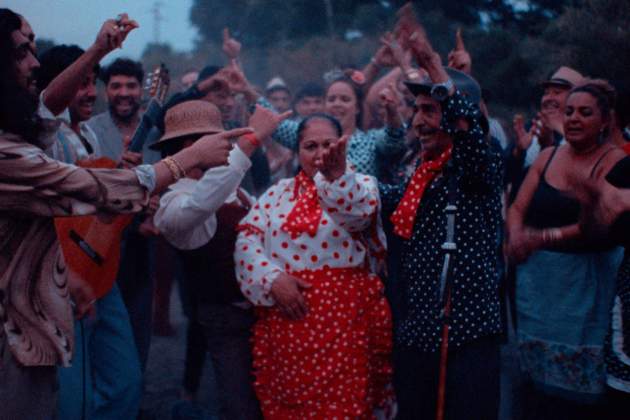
[235,169,385,306]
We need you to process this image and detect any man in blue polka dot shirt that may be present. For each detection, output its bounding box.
[379,31,504,420]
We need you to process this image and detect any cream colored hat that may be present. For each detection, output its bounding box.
[151,100,224,150]
[541,66,584,89]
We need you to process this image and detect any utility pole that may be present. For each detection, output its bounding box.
[151,1,163,44]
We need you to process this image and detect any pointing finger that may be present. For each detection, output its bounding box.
[455,27,465,51]
[220,127,254,139]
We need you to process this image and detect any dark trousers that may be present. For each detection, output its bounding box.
[197,303,262,420]
[1,331,58,419]
[182,319,207,394]
[394,335,500,420]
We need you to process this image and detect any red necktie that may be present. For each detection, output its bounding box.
[390,146,452,239]
[281,171,323,237]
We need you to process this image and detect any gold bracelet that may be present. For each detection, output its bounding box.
[169,156,187,178]
[162,157,183,181]
[542,228,563,245]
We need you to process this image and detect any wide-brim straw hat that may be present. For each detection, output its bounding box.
[150,100,224,150]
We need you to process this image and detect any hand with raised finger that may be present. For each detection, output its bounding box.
[447,28,472,74]
[222,28,241,60]
[270,273,312,320]
[190,127,253,169]
[318,135,349,181]
[248,104,293,141]
[196,73,229,95]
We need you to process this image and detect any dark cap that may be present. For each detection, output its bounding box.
[405,67,482,105]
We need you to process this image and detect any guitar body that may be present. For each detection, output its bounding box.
[54,157,133,299]
[55,64,169,300]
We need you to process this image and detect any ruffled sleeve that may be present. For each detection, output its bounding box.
[314,169,380,233]
[235,184,284,306]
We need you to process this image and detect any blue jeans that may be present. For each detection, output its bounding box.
[56,284,142,419]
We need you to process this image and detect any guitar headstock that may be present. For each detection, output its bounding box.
[144,63,170,104]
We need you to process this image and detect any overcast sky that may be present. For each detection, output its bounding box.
[6,0,197,63]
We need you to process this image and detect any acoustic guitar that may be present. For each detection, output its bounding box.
[55,64,170,299]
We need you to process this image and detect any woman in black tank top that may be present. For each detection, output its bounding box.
[506,80,628,418]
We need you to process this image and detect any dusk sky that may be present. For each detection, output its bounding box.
[6,0,198,63]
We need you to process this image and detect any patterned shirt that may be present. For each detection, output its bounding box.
[261,97,406,178]
[234,169,384,306]
[379,91,504,352]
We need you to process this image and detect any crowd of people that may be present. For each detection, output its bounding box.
[1,3,629,420]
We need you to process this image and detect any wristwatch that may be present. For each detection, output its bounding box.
[430,78,454,101]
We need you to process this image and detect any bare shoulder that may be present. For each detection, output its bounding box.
[529,146,555,174]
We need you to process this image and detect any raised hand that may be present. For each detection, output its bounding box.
[218,66,249,94]
[408,30,440,70]
[93,13,139,56]
[248,105,293,141]
[512,114,534,155]
[196,73,230,95]
[379,82,400,111]
[222,27,241,60]
[270,273,312,320]
[394,2,422,50]
[189,127,253,169]
[447,28,472,74]
[317,135,349,181]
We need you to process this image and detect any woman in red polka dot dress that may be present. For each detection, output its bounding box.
[235,114,395,419]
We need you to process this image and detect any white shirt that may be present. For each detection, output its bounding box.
[37,92,101,163]
[234,170,385,307]
[154,145,252,250]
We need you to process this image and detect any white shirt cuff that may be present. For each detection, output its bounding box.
[134,164,157,193]
[228,145,252,173]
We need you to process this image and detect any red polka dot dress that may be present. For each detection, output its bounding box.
[235,170,394,419]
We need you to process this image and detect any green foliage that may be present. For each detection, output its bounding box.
[142,0,629,123]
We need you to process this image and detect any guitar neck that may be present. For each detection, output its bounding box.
[128,99,164,153]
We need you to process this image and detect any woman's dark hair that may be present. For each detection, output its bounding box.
[197,65,222,83]
[295,113,342,151]
[570,79,616,121]
[100,58,144,85]
[36,45,99,92]
[0,8,44,143]
[295,82,324,103]
[325,74,364,129]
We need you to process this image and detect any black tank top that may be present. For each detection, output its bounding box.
[525,147,580,229]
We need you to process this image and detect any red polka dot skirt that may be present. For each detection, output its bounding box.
[252,267,393,419]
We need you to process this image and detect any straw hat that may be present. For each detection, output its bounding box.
[151,100,224,150]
